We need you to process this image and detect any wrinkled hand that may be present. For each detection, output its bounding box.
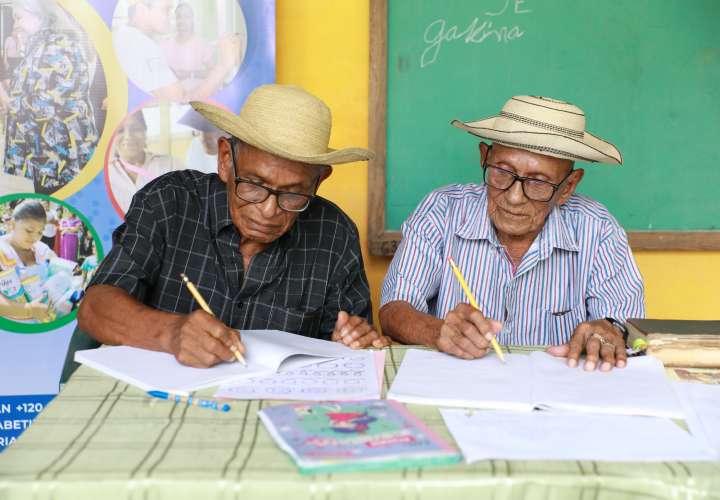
[436,303,502,360]
[547,319,626,372]
[170,310,244,368]
[332,311,390,349]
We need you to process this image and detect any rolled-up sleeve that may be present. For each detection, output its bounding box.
[88,189,169,302]
[586,221,645,322]
[381,191,447,313]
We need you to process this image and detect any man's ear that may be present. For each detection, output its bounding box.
[479,142,490,165]
[558,168,584,205]
[217,137,233,183]
[315,165,333,191]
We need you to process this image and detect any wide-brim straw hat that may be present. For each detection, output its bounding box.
[191,84,373,165]
[451,96,622,164]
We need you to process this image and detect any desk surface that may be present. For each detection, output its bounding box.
[1,345,719,500]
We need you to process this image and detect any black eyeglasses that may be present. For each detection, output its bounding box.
[482,146,574,202]
[229,140,316,212]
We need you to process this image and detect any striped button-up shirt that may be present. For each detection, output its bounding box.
[381,184,644,345]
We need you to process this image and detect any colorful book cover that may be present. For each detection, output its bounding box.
[259,400,461,474]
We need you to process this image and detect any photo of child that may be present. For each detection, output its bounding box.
[0,196,101,329]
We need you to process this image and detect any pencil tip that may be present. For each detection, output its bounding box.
[180,273,188,282]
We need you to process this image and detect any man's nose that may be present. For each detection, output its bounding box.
[505,178,526,203]
[257,193,282,218]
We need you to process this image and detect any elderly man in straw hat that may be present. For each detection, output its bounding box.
[78,84,388,368]
[380,96,644,372]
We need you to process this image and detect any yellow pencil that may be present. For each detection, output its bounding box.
[180,273,247,366]
[447,257,506,363]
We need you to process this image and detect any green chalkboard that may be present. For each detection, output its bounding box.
[369,0,720,254]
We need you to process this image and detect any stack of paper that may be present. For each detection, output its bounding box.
[440,409,715,463]
[388,349,684,418]
[674,381,720,457]
[75,329,355,393]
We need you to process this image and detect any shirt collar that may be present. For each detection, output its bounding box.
[208,175,235,236]
[454,185,579,253]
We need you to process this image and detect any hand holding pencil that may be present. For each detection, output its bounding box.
[436,257,506,362]
[168,273,247,368]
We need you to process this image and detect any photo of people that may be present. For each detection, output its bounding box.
[0,196,101,329]
[106,103,224,215]
[0,0,107,196]
[112,0,247,102]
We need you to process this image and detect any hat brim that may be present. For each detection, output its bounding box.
[191,101,373,165]
[451,116,622,164]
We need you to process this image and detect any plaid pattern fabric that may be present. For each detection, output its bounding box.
[2,345,719,499]
[90,170,372,338]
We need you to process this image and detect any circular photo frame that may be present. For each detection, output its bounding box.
[105,100,225,216]
[111,0,247,102]
[0,193,104,334]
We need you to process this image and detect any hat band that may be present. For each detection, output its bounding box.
[492,138,596,162]
[499,111,584,139]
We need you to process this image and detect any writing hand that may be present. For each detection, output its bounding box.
[170,310,244,368]
[436,303,502,359]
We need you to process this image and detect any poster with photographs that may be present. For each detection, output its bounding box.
[0,0,274,451]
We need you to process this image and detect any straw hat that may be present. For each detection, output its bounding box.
[190,84,373,165]
[451,96,622,164]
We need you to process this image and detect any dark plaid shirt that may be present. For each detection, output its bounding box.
[90,170,372,339]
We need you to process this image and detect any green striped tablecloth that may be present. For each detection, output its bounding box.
[1,345,719,500]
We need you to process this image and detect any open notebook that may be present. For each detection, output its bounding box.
[388,349,684,418]
[75,329,355,394]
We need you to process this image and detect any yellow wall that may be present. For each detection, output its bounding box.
[276,1,720,323]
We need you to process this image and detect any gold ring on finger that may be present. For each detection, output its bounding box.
[591,332,613,347]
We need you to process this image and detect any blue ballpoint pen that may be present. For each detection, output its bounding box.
[147,390,231,412]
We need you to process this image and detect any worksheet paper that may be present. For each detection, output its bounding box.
[215,350,383,401]
[388,349,684,418]
[441,409,716,462]
[674,381,720,457]
[75,329,355,394]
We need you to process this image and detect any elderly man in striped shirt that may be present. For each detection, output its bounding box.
[380,96,644,372]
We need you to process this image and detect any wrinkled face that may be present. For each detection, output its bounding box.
[10,218,45,251]
[217,139,330,246]
[175,5,194,34]
[482,143,582,241]
[115,113,147,162]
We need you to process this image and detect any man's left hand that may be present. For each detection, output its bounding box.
[547,319,626,372]
[332,311,391,349]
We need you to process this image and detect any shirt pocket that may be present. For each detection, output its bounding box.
[542,302,586,344]
[267,304,324,338]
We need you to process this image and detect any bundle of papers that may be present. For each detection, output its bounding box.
[215,350,385,401]
[75,329,356,393]
[440,410,716,463]
[259,400,461,474]
[388,349,684,418]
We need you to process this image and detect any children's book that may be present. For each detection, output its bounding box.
[259,400,461,474]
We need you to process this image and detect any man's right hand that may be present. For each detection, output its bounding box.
[436,303,502,360]
[169,310,245,368]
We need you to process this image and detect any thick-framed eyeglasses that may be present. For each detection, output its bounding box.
[482,146,574,202]
[229,140,317,212]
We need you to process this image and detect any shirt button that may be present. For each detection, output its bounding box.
[237,301,244,309]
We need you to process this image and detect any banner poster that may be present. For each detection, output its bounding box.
[0,0,275,451]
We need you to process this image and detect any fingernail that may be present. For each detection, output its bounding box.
[601,362,611,372]
[585,361,596,371]
[351,341,359,348]
[617,360,626,368]
[568,359,577,368]
[484,332,492,341]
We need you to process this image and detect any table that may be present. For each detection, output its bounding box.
[1,345,719,500]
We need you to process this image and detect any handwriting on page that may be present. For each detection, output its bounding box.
[421,0,532,68]
[215,353,380,401]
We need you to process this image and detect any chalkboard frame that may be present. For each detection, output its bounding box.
[367,0,720,256]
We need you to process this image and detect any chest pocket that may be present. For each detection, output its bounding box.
[267,305,324,338]
[542,302,586,344]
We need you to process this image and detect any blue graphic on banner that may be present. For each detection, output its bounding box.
[0,0,275,453]
[0,395,55,452]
